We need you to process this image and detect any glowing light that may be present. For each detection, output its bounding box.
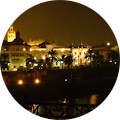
[35,79,40,84]
[23,48,26,51]
[61,61,63,63]
[30,48,33,51]
[13,68,17,71]
[18,80,23,85]
[29,62,32,64]
[30,67,33,69]
[88,60,91,63]
[34,57,37,60]
[61,48,65,52]
[42,56,45,60]
[114,62,117,64]
[110,60,112,62]
[75,62,78,65]
[34,63,38,66]
[63,99,67,103]
[8,63,11,65]
[107,42,110,46]
[65,79,67,82]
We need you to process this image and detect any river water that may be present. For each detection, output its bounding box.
[38,93,109,105]
[6,79,111,118]
[7,80,112,105]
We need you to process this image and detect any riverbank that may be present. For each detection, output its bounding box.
[6,77,116,104]
[2,65,119,82]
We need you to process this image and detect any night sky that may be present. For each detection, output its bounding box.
[4,1,117,46]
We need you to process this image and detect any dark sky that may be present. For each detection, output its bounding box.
[5,1,117,46]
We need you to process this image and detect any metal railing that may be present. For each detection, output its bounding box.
[27,103,98,119]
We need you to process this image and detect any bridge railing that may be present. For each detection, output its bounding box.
[25,103,98,119]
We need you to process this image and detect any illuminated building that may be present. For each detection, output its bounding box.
[72,47,89,66]
[1,30,30,70]
[1,37,90,70]
[29,43,90,68]
[1,25,91,70]
[27,38,45,46]
[7,24,16,42]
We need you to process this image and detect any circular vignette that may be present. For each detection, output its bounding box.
[0,0,119,119]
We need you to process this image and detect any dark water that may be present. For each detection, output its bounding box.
[6,79,112,118]
[6,78,115,105]
[36,93,109,105]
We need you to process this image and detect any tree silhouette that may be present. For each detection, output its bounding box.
[0,53,9,70]
[93,51,104,66]
[26,54,36,69]
[37,59,44,68]
[107,50,119,62]
[64,54,73,68]
[85,49,94,66]
[47,49,58,62]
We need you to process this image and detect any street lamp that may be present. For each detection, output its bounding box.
[35,79,40,84]
[18,80,23,85]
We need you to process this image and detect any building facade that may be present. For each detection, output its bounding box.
[72,47,89,66]
[1,30,30,70]
[1,26,90,71]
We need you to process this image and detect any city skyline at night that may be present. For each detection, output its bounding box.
[4,1,118,47]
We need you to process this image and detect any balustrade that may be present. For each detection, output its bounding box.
[26,103,98,119]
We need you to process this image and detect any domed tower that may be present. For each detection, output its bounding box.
[7,24,16,42]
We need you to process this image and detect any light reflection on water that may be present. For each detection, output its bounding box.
[90,94,98,104]
[48,93,108,105]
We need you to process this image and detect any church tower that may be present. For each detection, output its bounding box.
[7,24,16,42]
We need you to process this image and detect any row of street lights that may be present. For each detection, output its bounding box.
[18,79,40,85]
[18,78,68,85]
